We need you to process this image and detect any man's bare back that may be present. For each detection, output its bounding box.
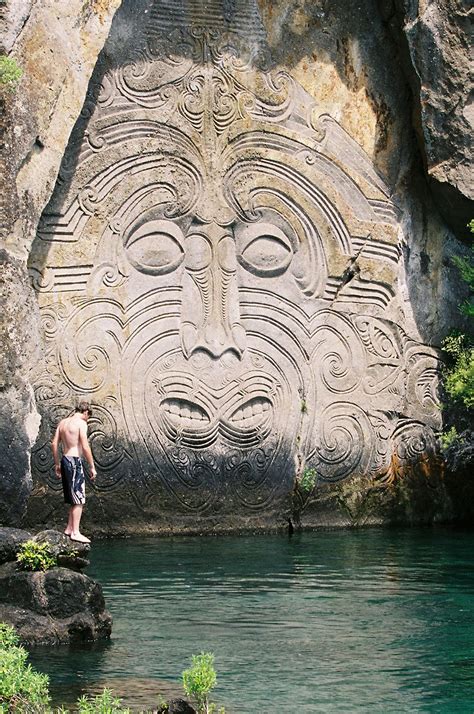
[57,415,91,459]
[53,413,96,479]
[52,402,96,543]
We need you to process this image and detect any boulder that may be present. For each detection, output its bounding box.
[33,529,90,571]
[0,561,112,645]
[157,700,197,714]
[0,527,32,565]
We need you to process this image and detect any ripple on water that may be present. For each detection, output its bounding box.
[28,527,474,714]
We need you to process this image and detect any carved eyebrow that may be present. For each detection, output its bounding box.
[236,222,293,252]
[125,219,185,248]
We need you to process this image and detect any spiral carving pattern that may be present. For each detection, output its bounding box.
[27,2,442,524]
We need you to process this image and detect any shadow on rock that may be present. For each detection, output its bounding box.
[0,527,112,645]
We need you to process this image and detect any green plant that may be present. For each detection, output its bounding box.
[0,55,22,93]
[451,222,474,317]
[298,467,318,493]
[453,253,474,317]
[0,623,20,649]
[182,652,217,714]
[440,426,461,451]
[76,688,131,714]
[16,540,57,572]
[157,696,169,712]
[441,331,474,409]
[0,623,50,713]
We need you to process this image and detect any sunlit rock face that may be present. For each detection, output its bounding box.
[26,0,442,532]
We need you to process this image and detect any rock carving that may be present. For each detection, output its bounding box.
[27,0,442,524]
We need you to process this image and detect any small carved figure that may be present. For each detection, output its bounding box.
[51,402,96,543]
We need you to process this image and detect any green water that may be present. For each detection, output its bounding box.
[29,527,474,713]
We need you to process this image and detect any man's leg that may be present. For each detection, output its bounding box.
[70,505,90,543]
[65,508,74,536]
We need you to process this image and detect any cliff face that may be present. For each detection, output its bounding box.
[0,0,121,524]
[0,0,471,532]
[393,0,473,236]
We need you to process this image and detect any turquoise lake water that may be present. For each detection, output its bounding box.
[28,527,474,713]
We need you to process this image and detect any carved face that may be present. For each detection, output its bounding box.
[29,17,441,518]
[102,160,318,510]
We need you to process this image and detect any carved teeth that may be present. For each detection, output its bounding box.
[243,404,253,420]
[230,398,272,425]
[163,399,209,423]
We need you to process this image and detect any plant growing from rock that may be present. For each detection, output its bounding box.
[291,466,319,528]
[0,623,50,713]
[0,55,22,93]
[182,652,217,714]
[16,540,57,571]
[442,331,474,410]
[438,222,474,510]
[440,221,474,462]
[299,467,318,493]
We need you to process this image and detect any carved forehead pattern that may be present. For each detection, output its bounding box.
[28,0,441,519]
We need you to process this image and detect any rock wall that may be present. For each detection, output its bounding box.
[391,0,473,236]
[1,0,471,533]
[0,0,121,524]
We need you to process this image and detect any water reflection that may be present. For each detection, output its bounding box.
[29,527,474,713]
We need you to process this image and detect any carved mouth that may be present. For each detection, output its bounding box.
[159,395,273,449]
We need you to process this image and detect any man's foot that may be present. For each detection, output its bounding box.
[64,530,72,536]
[70,533,91,543]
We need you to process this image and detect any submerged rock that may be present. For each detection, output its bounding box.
[157,700,197,714]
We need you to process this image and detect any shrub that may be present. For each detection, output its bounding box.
[182,652,217,714]
[440,426,461,451]
[16,540,56,572]
[442,331,474,410]
[76,688,131,714]
[0,55,22,93]
[0,623,50,713]
[0,623,19,649]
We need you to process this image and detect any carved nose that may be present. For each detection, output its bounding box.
[182,321,246,360]
[180,227,246,360]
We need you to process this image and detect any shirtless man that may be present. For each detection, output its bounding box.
[51,401,96,543]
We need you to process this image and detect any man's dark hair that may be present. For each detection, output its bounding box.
[75,401,92,416]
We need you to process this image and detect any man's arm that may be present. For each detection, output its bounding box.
[79,421,97,480]
[51,424,62,479]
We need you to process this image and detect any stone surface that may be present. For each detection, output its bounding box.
[0,561,112,645]
[158,700,197,714]
[1,0,472,533]
[33,529,91,570]
[0,0,121,525]
[0,250,39,525]
[23,0,448,533]
[391,0,473,237]
[0,526,32,565]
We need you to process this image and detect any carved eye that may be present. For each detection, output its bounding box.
[125,220,184,275]
[238,224,293,277]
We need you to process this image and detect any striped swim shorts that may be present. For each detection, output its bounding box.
[60,455,86,505]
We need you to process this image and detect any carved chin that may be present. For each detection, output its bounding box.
[160,395,274,449]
